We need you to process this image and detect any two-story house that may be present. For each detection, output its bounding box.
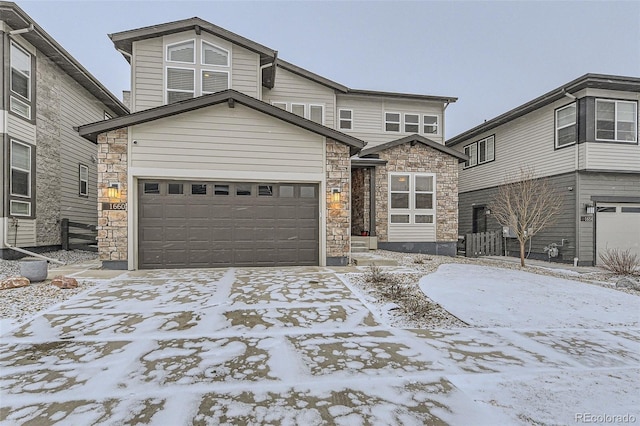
[447,74,640,266]
[76,17,465,270]
[0,2,128,259]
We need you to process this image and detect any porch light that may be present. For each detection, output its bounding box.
[107,183,120,200]
[331,187,341,203]
[585,202,595,215]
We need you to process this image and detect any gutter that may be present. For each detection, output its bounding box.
[3,219,65,265]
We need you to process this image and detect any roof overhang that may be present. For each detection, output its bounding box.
[446,73,640,147]
[76,89,366,155]
[359,134,468,163]
[0,1,128,116]
[345,89,457,104]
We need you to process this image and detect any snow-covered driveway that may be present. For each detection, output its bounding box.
[1,264,638,425]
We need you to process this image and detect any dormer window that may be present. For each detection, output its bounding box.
[165,38,230,104]
[167,40,195,63]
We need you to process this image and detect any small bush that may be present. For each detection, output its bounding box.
[599,248,640,275]
[365,263,389,283]
[413,256,432,264]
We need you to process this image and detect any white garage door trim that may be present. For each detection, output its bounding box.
[595,203,640,265]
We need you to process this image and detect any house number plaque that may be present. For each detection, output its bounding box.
[102,202,128,211]
[580,215,593,222]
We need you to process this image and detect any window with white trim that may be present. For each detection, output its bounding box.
[389,173,435,225]
[79,164,89,196]
[9,140,33,217]
[272,102,286,110]
[463,135,494,167]
[423,115,438,134]
[385,112,401,132]
[166,67,195,103]
[555,103,577,147]
[202,41,229,66]
[404,114,419,133]
[339,109,353,129]
[463,143,477,168]
[167,40,195,63]
[596,99,637,142]
[201,70,229,94]
[10,41,32,119]
[309,105,323,124]
[271,102,324,123]
[104,111,112,120]
[291,103,305,117]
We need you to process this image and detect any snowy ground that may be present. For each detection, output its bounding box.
[1,262,639,425]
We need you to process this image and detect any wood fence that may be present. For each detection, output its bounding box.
[61,219,97,251]
[465,231,502,257]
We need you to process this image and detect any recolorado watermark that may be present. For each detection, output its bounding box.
[575,413,637,423]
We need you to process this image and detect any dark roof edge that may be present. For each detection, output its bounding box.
[77,90,365,153]
[0,1,128,116]
[277,59,349,92]
[446,73,640,147]
[345,89,457,103]
[359,134,468,162]
[109,17,276,59]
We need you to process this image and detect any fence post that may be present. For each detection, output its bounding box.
[61,218,69,251]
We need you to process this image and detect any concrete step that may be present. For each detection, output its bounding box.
[351,241,368,248]
[351,246,369,253]
[351,255,398,266]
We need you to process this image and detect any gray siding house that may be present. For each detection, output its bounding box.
[77,17,465,270]
[0,2,128,259]
[447,74,640,266]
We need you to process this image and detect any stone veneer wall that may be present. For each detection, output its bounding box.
[374,143,459,243]
[97,129,129,266]
[351,168,365,235]
[35,55,62,245]
[325,140,351,265]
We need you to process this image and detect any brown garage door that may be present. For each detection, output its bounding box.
[138,181,319,269]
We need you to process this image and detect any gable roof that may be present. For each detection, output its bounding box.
[0,1,128,116]
[446,73,640,147]
[76,89,366,155]
[109,17,277,65]
[359,134,468,162]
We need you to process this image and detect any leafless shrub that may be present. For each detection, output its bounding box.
[599,248,640,276]
[365,263,389,283]
[413,256,432,264]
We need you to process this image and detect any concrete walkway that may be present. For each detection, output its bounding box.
[1,266,638,425]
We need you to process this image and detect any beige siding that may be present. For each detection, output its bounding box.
[263,67,335,126]
[5,218,37,247]
[7,116,36,143]
[132,38,164,112]
[232,45,260,98]
[336,95,445,147]
[59,71,106,227]
[388,224,436,242]
[130,103,324,174]
[456,99,578,193]
[585,143,640,171]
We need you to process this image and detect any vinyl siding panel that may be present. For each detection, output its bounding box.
[59,67,107,228]
[335,95,444,147]
[263,67,335,126]
[459,173,578,262]
[130,103,324,175]
[585,143,640,171]
[456,99,578,193]
[388,224,435,242]
[132,38,164,112]
[5,218,37,247]
[578,172,640,263]
[231,45,259,98]
[7,116,36,142]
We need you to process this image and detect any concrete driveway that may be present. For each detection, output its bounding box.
[1,266,638,425]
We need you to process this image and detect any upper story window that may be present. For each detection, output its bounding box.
[339,109,353,130]
[9,140,34,217]
[555,103,577,148]
[596,99,637,142]
[79,164,89,197]
[272,102,324,124]
[165,39,230,104]
[464,135,494,168]
[385,112,440,135]
[10,42,32,119]
[309,105,323,124]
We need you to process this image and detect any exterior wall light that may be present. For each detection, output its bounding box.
[585,203,595,215]
[107,183,121,201]
[331,187,341,203]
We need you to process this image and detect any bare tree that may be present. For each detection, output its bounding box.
[489,167,562,267]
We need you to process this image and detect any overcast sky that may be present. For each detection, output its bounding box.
[18,0,640,138]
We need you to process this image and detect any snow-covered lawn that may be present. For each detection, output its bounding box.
[1,262,638,425]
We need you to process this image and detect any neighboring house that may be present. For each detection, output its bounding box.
[447,74,640,266]
[77,17,465,270]
[0,2,128,259]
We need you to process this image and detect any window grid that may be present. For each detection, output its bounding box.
[339,109,353,130]
[10,41,32,119]
[555,103,577,147]
[79,164,89,196]
[389,173,436,225]
[595,99,637,142]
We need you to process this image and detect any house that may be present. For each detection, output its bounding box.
[446,74,640,266]
[77,17,465,270]
[0,2,128,259]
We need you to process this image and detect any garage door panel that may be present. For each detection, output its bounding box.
[139,181,319,268]
[596,203,640,265]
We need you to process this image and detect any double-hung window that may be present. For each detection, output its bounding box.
[339,109,353,129]
[385,112,401,132]
[79,165,89,196]
[10,42,32,119]
[555,103,577,147]
[272,102,323,124]
[463,143,477,168]
[463,135,494,167]
[423,115,438,134]
[389,173,435,225]
[404,114,419,133]
[596,99,637,142]
[10,140,33,216]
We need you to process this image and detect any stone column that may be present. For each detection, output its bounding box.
[325,140,351,266]
[97,129,129,269]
